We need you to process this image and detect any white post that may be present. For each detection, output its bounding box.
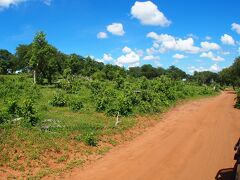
[33,70,36,84]
[115,112,121,127]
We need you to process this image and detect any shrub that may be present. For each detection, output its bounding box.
[82,132,98,146]
[7,100,20,115]
[0,110,9,124]
[50,91,67,107]
[70,100,84,112]
[235,89,240,109]
[19,99,39,127]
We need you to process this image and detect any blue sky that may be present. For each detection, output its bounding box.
[0,0,240,73]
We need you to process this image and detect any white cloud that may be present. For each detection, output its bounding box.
[200,41,220,51]
[221,51,230,55]
[122,46,132,54]
[107,23,125,36]
[115,47,140,67]
[135,49,144,57]
[200,51,224,61]
[0,0,26,9]
[43,0,52,6]
[205,36,212,40]
[209,64,221,72]
[173,54,186,59]
[232,23,240,34]
[96,53,114,63]
[131,1,171,27]
[187,34,199,40]
[97,32,108,39]
[103,53,113,61]
[188,63,221,73]
[0,0,52,9]
[143,55,160,60]
[238,47,240,54]
[147,32,200,54]
[221,34,235,45]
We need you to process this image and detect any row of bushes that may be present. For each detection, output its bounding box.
[49,91,84,112]
[91,76,218,116]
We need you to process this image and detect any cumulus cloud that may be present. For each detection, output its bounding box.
[232,23,240,34]
[173,54,186,59]
[147,32,200,54]
[0,0,26,9]
[122,46,132,54]
[221,34,235,45]
[96,53,114,63]
[102,53,113,61]
[200,51,224,61]
[97,32,108,39]
[188,63,221,73]
[107,23,125,36]
[200,41,221,51]
[115,47,140,67]
[143,55,160,61]
[131,1,171,27]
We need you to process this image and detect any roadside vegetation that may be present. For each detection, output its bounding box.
[0,31,239,178]
[235,89,240,109]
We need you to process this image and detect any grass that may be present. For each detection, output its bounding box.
[0,75,219,178]
[0,80,137,178]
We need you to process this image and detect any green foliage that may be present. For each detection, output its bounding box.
[7,100,20,115]
[19,100,39,127]
[69,100,84,112]
[49,91,67,107]
[93,76,216,116]
[82,132,98,146]
[0,76,41,102]
[0,110,9,124]
[235,89,240,109]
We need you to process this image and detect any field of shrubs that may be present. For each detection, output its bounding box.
[0,74,219,178]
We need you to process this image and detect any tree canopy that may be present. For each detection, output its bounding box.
[0,31,239,87]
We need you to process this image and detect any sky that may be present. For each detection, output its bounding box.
[0,0,240,73]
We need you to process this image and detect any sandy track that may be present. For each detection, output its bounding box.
[65,91,240,180]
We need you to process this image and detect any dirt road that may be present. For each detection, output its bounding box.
[66,91,240,180]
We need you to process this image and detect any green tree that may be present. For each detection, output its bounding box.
[166,66,187,80]
[29,31,58,84]
[0,49,15,74]
[15,44,32,71]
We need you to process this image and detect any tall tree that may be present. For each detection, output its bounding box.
[29,31,58,84]
[0,49,14,74]
[166,66,187,80]
[15,44,32,71]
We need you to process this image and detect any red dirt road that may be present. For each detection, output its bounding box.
[66,91,240,180]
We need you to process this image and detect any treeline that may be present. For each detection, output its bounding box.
[0,31,240,86]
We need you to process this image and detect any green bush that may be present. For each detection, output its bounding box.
[94,76,216,116]
[69,100,84,112]
[7,100,20,115]
[75,132,98,146]
[84,132,98,146]
[19,99,39,127]
[49,91,67,107]
[0,110,9,124]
